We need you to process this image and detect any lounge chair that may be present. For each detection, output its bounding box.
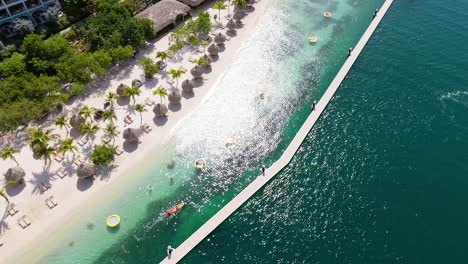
[39,182,51,193]
[46,196,58,209]
[54,152,64,162]
[101,134,111,143]
[8,203,18,216]
[142,123,152,134]
[56,167,68,179]
[115,148,123,156]
[124,115,133,124]
[77,137,89,146]
[18,215,31,229]
[145,98,154,106]
[73,155,85,166]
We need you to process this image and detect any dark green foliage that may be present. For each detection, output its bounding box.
[90,144,116,166]
[0,74,62,133]
[139,57,159,78]
[0,52,26,77]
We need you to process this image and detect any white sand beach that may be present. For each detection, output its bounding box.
[0,0,272,262]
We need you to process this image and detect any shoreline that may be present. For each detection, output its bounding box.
[0,1,274,263]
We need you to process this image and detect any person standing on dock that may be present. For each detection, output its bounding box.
[311,101,316,111]
[347,48,353,58]
[167,246,174,258]
[261,167,266,176]
[373,9,379,19]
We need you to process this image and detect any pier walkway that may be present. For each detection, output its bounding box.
[161,0,393,262]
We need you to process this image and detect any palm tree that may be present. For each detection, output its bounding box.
[213,1,226,22]
[80,122,99,146]
[79,105,95,122]
[102,109,117,124]
[156,50,173,68]
[0,147,19,166]
[167,69,186,89]
[133,104,147,127]
[153,87,168,103]
[105,123,118,146]
[0,181,16,205]
[36,145,56,168]
[191,56,210,67]
[124,86,141,105]
[232,0,247,9]
[28,127,59,151]
[105,91,119,109]
[58,137,78,159]
[54,115,69,136]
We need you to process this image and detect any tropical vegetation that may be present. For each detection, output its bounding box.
[90,143,117,166]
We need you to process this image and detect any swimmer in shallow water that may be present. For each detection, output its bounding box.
[147,184,153,192]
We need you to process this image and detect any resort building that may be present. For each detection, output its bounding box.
[0,0,60,37]
[136,0,190,33]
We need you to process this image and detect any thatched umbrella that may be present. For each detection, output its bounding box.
[70,114,85,129]
[207,43,219,56]
[4,167,25,183]
[123,128,140,144]
[233,11,244,22]
[226,19,237,32]
[153,103,168,117]
[116,83,129,97]
[181,79,194,93]
[214,32,226,45]
[168,90,182,104]
[190,66,203,79]
[77,163,96,179]
[132,79,143,87]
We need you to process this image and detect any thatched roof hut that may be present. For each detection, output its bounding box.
[70,114,85,129]
[175,0,205,7]
[214,32,226,45]
[4,167,25,183]
[123,128,140,144]
[168,90,182,104]
[207,43,219,56]
[226,19,237,31]
[190,66,203,79]
[77,163,96,179]
[153,103,168,117]
[116,83,129,97]
[181,79,194,93]
[233,11,244,22]
[136,0,190,33]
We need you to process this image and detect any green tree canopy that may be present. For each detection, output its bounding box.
[90,143,116,166]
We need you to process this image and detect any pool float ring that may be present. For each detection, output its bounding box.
[323,12,332,17]
[106,214,120,228]
[226,136,237,145]
[308,36,318,43]
[194,158,206,169]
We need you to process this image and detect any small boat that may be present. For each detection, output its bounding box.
[106,214,121,228]
[323,12,332,17]
[165,202,185,216]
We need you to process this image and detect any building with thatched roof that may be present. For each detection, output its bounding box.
[77,163,96,179]
[116,83,129,97]
[4,167,25,183]
[168,90,182,104]
[136,0,191,33]
[153,103,168,117]
[176,0,205,7]
[70,114,85,129]
[123,128,140,144]
[181,79,194,93]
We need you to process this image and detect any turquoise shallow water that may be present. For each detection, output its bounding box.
[38,0,467,263]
